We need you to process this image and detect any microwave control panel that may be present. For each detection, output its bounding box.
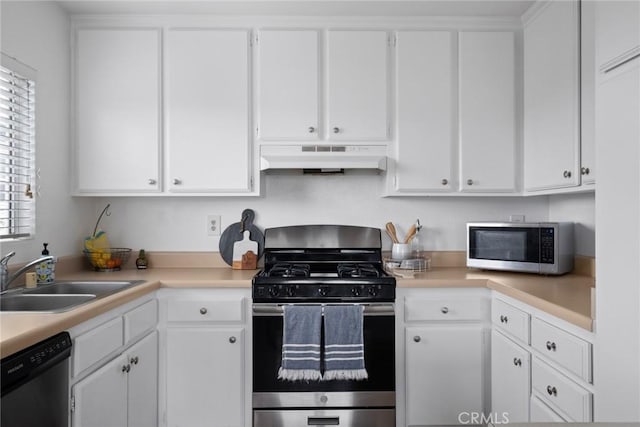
[540,227,555,264]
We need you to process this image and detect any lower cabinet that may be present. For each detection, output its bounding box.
[490,329,530,422]
[72,331,158,427]
[158,288,251,427]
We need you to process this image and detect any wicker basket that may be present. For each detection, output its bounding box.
[83,248,132,271]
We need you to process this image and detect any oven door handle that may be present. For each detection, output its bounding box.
[308,416,340,425]
[252,303,394,316]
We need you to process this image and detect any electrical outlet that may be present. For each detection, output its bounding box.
[509,214,525,223]
[207,215,221,236]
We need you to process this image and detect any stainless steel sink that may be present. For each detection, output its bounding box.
[23,280,142,296]
[0,294,96,312]
[0,280,145,312]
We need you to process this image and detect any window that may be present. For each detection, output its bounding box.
[0,53,36,240]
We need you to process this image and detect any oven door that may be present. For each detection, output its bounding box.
[252,303,395,409]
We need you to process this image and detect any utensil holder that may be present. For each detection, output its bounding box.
[392,243,412,260]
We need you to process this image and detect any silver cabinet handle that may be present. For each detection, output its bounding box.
[130,356,139,365]
[441,179,448,186]
[546,385,558,396]
[513,358,522,367]
[200,307,208,315]
[332,127,340,134]
[546,341,557,351]
[581,167,590,175]
[148,179,156,185]
[122,364,130,373]
[563,170,572,178]
[229,336,237,344]
[500,315,508,323]
[308,126,316,133]
[467,179,473,186]
[173,178,182,185]
[413,336,421,343]
[441,307,449,314]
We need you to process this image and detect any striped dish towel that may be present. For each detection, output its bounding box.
[278,305,323,381]
[323,305,368,381]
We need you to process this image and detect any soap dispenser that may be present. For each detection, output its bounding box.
[35,243,55,284]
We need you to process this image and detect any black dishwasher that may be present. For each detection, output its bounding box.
[1,331,72,427]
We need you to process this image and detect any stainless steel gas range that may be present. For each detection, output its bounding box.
[252,225,396,427]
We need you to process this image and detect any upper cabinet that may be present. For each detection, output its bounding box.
[595,0,640,71]
[165,29,253,194]
[523,0,582,192]
[326,30,389,141]
[74,28,161,194]
[257,30,320,141]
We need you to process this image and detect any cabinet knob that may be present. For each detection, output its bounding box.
[467,179,473,186]
[148,179,157,185]
[441,307,449,314]
[581,167,590,175]
[229,336,237,344]
[308,126,316,133]
[513,358,522,367]
[122,364,130,373]
[200,307,208,315]
[500,315,508,323]
[546,341,557,351]
[130,356,139,365]
[441,179,448,186]
[563,170,572,178]
[333,127,340,134]
[173,178,182,185]
[413,336,421,343]
[546,385,558,396]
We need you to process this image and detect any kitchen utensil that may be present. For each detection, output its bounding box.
[219,209,264,266]
[403,223,417,244]
[232,230,259,270]
[385,222,400,244]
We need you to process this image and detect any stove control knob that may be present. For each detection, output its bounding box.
[286,286,296,297]
[268,286,280,297]
[367,287,378,297]
[318,287,329,297]
[351,287,362,297]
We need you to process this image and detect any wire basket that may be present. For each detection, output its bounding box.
[83,248,132,271]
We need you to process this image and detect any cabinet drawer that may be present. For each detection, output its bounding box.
[405,296,487,322]
[532,358,592,421]
[531,317,592,382]
[492,298,530,343]
[124,299,157,344]
[530,395,568,422]
[73,316,123,376]
[167,297,245,322]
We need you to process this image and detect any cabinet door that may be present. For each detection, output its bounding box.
[166,327,244,427]
[75,28,160,193]
[459,31,516,192]
[405,326,484,425]
[491,330,530,422]
[581,0,596,185]
[530,395,567,422]
[128,331,158,427]
[524,0,580,191]
[72,354,128,427]
[258,30,319,140]
[393,31,455,193]
[595,0,640,70]
[327,30,389,141]
[166,29,252,193]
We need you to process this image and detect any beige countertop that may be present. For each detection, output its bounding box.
[0,264,594,358]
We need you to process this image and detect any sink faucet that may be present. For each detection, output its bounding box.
[1,251,55,292]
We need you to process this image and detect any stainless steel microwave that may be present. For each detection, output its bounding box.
[467,222,574,275]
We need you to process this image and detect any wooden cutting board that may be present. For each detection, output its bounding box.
[218,209,264,267]
[232,230,259,270]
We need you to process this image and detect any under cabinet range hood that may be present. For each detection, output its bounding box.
[260,145,387,172]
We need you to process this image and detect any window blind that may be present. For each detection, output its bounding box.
[0,53,36,240]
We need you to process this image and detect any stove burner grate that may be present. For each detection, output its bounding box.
[336,263,380,279]
[266,263,311,278]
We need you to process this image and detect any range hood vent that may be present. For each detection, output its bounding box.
[260,145,387,171]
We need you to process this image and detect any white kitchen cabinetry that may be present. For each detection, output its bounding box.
[166,29,253,194]
[393,31,455,193]
[257,30,319,141]
[398,288,490,426]
[69,297,159,427]
[459,31,516,193]
[523,0,581,192]
[327,30,389,141]
[491,330,530,422]
[580,0,596,185]
[530,395,567,422]
[74,28,161,193]
[595,0,640,71]
[159,289,250,427]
